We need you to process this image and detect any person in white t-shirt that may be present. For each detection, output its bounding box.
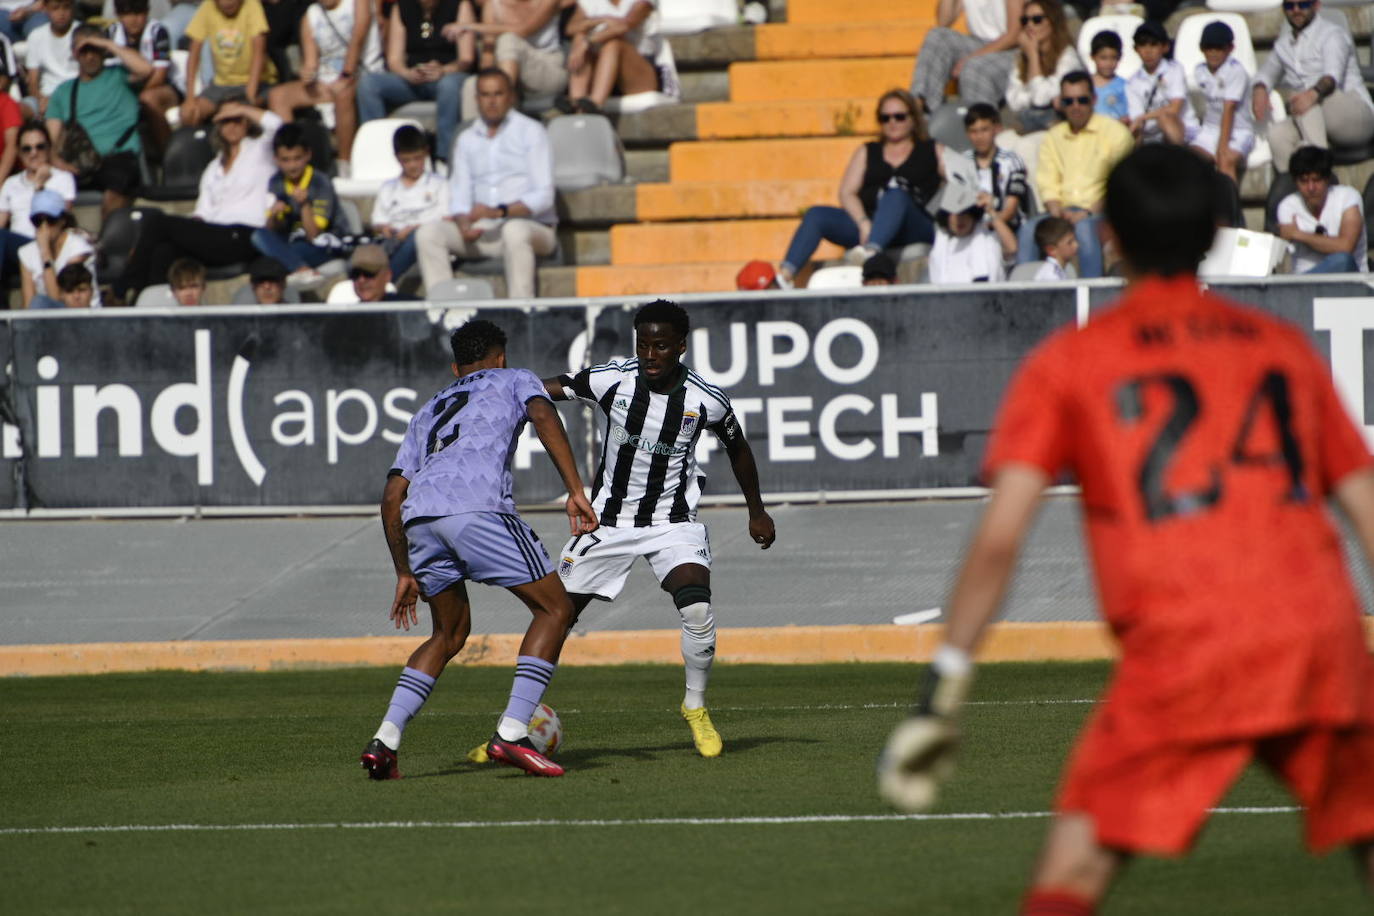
[563,0,675,113]
[1189,22,1254,182]
[18,188,99,308]
[1276,145,1367,274]
[371,123,448,279]
[928,176,1017,284]
[23,0,79,116]
[267,0,381,168]
[1125,21,1194,145]
[0,122,76,288]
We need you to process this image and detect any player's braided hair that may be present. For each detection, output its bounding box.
[450,319,507,366]
[633,299,689,340]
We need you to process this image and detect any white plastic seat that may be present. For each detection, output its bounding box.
[1203,0,1279,12]
[656,0,737,35]
[326,279,400,303]
[1076,14,1145,80]
[333,118,426,198]
[548,114,625,191]
[805,265,864,289]
[134,284,179,308]
[427,277,496,301]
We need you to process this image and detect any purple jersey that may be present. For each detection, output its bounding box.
[390,367,549,523]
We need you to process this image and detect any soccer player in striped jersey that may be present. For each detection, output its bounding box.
[360,319,597,780]
[543,299,777,757]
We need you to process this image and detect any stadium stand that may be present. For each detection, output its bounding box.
[133,282,177,307]
[425,276,496,300]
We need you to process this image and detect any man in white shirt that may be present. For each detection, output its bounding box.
[414,67,556,300]
[1252,0,1374,172]
[1275,146,1367,274]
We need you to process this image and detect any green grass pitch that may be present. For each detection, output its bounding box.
[2,662,1366,914]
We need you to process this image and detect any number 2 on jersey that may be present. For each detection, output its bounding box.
[1115,369,1308,521]
[426,392,471,456]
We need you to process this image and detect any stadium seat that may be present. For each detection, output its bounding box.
[336,199,364,236]
[134,283,179,307]
[805,265,863,289]
[1008,260,1079,280]
[1203,0,1279,12]
[1076,14,1144,80]
[96,206,155,287]
[426,277,497,301]
[548,114,625,191]
[333,118,426,199]
[392,101,439,133]
[927,105,971,154]
[657,0,737,35]
[143,126,214,201]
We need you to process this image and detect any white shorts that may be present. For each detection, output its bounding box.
[1188,124,1254,158]
[557,523,711,600]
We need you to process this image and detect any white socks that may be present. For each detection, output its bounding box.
[679,601,715,710]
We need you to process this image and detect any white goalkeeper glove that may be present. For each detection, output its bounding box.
[877,645,974,812]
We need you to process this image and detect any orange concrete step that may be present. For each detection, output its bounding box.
[695,98,879,140]
[576,263,748,297]
[671,136,859,183]
[609,219,843,266]
[729,57,915,103]
[636,179,835,221]
[754,21,933,59]
[787,0,940,25]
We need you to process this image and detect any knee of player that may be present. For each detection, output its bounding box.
[672,584,713,628]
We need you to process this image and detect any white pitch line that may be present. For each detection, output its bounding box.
[893,608,943,626]
[0,807,1301,837]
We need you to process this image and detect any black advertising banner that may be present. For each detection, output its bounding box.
[3,278,1373,513]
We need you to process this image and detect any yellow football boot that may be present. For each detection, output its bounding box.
[681,704,723,758]
[466,742,491,763]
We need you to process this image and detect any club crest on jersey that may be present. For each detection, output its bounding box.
[559,557,574,576]
[613,398,629,409]
[681,411,699,435]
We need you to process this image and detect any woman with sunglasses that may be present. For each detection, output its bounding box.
[18,188,99,308]
[774,89,943,288]
[0,121,74,290]
[908,0,1024,117]
[1005,0,1080,133]
[113,102,283,304]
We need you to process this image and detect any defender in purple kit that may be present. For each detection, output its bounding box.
[360,319,598,780]
[542,299,777,758]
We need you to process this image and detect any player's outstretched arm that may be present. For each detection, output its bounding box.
[878,463,1047,811]
[527,396,598,535]
[381,474,420,631]
[723,431,775,549]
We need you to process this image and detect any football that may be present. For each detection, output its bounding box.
[527,703,563,757]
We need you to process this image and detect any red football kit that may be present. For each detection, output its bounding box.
[984,275,1374,854]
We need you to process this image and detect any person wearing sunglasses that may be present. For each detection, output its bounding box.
[0,122,74,292]
[774,88,943,288]
[908,0,1024,117]
[1016,70,1132,277]
[1252,0,1374,173]
[1005,0,1080,133]
[17,187,99,308]
[348,243,401,301]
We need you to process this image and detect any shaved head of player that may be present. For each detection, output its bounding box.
[880,144,1374,913]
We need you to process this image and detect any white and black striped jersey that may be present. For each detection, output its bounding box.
[106,20,184,94]
[560,359,741,528]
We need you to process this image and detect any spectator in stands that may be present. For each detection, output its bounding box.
[862,252,896,286]
[0,56,24,180]
[908,0,1023,116]
[775,89,943,290]
[47,27,149,219]
[1089,30,1128,122]
[237,254,304,302]
[115,103,284,302]
[269,0,383,169]
[168,257,207,304]
[0,122,75,290]
[1031,214,1075,278]
[108,0,183,155]
[55,261,93,307]
[1276,145,1367,274]
[372,123,447,279]
[262,0,307,83]
[928,177,1017,283]
[562,0,676,114]
[1253,0,1374,173]
[1017,71,1133,277]
[415,68,554,299]
[1190,22,1253,183]
[1,0,49,43]
[964,103,1026,230]
[24,0,80,118]
[1126,21,1192,146]
[349,242,400,301]
[446,0,565,122]
[162,0,201,52]
[358,0,475,164]
[1005,0,1079,133]
[18,188,98,307]
[250,121,343,285]
[181,0,279,126]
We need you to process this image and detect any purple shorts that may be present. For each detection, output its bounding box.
[405,511,554,597]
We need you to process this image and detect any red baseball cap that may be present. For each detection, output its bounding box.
[736,260,776,290]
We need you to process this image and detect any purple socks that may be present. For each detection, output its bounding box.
[497,655,557,740]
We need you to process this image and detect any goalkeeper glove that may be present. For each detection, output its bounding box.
[877,645,974,812]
